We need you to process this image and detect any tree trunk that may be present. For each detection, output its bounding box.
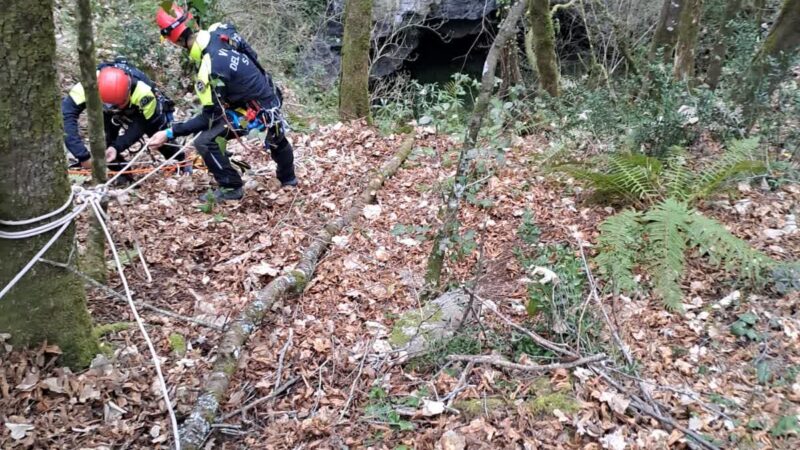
[740,0,800,112]
[424,0,528,292]
[0,0,98,368]
[673,0,703,84]
[527,0,560,97]
[338,0,372,122]
[706,0,743,90]
[651,0,685,63]
[754,0,767,27]
[76,0,108,282]
[500,41,524,97]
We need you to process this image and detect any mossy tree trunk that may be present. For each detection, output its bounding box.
[424,0,527,293]
[673,0,703,84]
[338,0,372,122]
[739,0,800,116]
[651,0,685,63]
[754,0,767,26]
[76,0,108,282]
[527,0,560,97]
[0,0,99,368]
[706,0,742,90]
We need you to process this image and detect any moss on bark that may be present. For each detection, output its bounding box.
[651,0,685,63]
[706,0,743,90]
[527,0,560,97]
[674,0,703,84]
[0,0,99,368]
[338,0,373,122]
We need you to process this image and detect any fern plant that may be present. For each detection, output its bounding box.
[555,137,765,207]
[595,198,778,311]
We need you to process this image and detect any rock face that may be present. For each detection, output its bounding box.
[299,0,498,87]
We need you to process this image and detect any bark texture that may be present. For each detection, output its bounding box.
[740,0,800,109]
[76,0,108,282]
[425,0,527,291]
[0,0,98,368]
[706,0,742,90]
[338,0,373,122]
[651,0,685,63]
[527,0,560,96]
[673,0,703,83]
[179,135,417,449]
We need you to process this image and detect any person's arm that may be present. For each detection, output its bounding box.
[171,56,226,137]
[61,84,90,162]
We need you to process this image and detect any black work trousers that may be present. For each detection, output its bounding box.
[194,117,295,189]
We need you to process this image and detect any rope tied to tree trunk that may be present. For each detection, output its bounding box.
[0,134,197,450]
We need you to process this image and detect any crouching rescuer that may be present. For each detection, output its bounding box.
[62,59,185,172]
[150,3,297,203]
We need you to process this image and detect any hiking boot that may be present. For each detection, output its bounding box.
[198,187,244,203]
[281,177,298,187]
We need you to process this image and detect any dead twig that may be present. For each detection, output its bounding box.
[218,376,300,422]
[41,258,223,330]
[273,329,294,394]
[338,337,375,423]
[447,353,606,372]
[472,293,576,358]
[572,233,662,415]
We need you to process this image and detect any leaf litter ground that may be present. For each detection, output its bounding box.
[1,124,799,449]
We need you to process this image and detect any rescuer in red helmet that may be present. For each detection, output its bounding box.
[149,3,297,203]
[62,58,185,172]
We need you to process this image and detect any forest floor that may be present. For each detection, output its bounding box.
[1,123,799,449]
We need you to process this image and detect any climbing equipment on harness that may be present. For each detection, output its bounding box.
[157,3,193,44]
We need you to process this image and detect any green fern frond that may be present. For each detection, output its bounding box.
[691,137,766,201]
[643,199,691,311]
[663,146,692,200]
[607,154,662,200]
[685,212,774,285]
[595,210,643,294]
[552,163,640,204]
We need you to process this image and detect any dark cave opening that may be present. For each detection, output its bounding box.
[402,21,493,85]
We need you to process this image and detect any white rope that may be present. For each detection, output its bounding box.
[0,189,75,227]
[87,198,180,450]
[0,203,89,301]
[117,136,195,193]
[0,134,196,449]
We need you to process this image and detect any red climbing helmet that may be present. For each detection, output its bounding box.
[97,67,131,108]
[157,3,193,44]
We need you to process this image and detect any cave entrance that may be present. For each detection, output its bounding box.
[403,22,492,85]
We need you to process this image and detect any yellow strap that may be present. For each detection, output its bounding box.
[196,54,214,106]
[190,30,211,64]
[130,81,157,119]
[69,83,86,105]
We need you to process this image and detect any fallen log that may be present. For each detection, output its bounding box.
[179,134,417,449]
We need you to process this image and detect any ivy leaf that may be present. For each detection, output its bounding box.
[397,420,415,431]
[756,361,771,385]
[160,1,174,12]
[738,313,758,325]
[770,415,800,437]
[215,137,227,155]
[730,321,749,337]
